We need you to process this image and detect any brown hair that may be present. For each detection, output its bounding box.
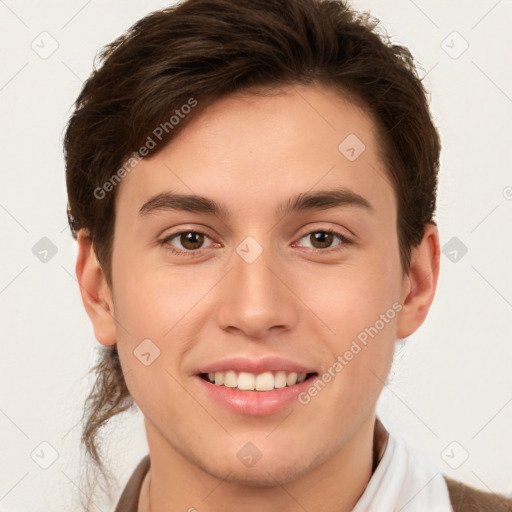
[64,0,440,507]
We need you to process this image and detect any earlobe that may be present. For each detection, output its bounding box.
[75,229,117,346]
[396,223,440,339]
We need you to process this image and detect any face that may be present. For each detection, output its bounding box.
[106,84,410,484]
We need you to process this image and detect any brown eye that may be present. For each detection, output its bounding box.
[161,230,215,255]
[179,231,205,250]
[295,229,352,253]
[309,231,334,249]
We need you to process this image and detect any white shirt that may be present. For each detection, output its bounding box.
[353,425,453,512]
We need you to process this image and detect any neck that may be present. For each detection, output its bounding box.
[140,414,379,512]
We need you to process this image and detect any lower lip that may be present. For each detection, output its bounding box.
[194,375,317,416]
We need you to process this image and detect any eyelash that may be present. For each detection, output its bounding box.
[158,228,353,257]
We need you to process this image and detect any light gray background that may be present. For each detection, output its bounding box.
[1,0,511,510]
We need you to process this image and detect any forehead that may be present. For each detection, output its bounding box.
[115,84,395,221]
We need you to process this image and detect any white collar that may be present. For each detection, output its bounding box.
[353,419,453,512]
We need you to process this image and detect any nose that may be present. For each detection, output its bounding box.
[216,239,298,340]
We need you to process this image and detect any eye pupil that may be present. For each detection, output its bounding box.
[311,231,333,249]
[181,232,204,250]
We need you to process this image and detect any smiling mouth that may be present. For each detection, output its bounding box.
[199,371,318,391]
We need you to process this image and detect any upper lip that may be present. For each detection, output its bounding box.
[196,356,317,375]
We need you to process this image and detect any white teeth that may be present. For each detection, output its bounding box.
[238,372,255,390]
[224,370,237,387]
[286,372,298,386]
[274,371,287,389]
[205,370,312,391]
[255,372,274,391]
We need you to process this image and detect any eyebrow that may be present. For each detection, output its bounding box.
[138,187,374,219]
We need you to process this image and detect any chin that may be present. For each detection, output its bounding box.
[200,450,316,488]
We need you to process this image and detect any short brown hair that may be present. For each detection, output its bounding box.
[64,0,440,507]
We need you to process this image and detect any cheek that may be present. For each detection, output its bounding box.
[304,286,398,427]
[111,244,201,336]
[302,245,402,341]
[110,249,223,402]
[304,239,401,395]
[110,254,196,418]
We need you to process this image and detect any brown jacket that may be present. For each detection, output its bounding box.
[113,454,512,512]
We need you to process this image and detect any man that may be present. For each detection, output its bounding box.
[64,0,512,510]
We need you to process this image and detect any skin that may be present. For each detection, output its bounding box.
[76,84,440,512]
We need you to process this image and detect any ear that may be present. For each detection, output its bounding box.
[396,222,440,339]
[75,229,117,346]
